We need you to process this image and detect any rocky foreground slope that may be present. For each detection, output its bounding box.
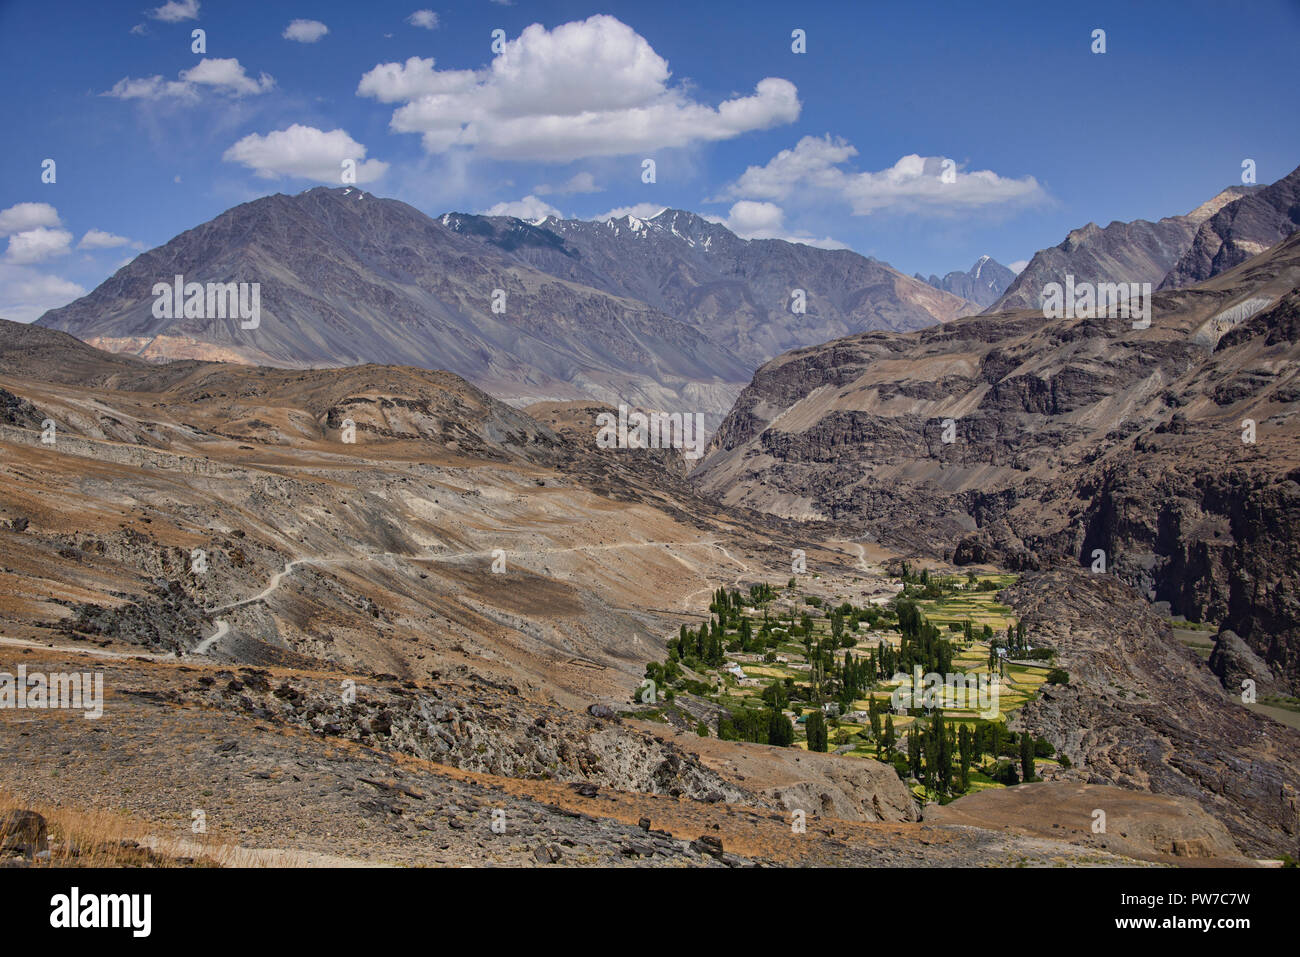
[1002,571,1299,858]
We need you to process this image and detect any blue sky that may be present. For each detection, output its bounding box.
[1,0,1298,321]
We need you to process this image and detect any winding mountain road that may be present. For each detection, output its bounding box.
[190,538,764,656]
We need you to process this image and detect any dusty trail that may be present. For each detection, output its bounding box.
[0,635,177,661]
[682,542,755,605]
[191,538,756,655]
[193,619,229,656]
[210,559,311,612]
[846,541,871,574]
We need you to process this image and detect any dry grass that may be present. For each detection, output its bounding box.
[0,787,354,867]
[0,787,279,867]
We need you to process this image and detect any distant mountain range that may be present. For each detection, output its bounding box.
[987,164,1300,314]
[448,208,977,367]
[988,186,1259,313]
[34,165,1299,427]
[35,191,973,422]
[915,256,1017,309]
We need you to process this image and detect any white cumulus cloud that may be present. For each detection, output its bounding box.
[78,229,134,250]
[149,0,200,22]
[481,195,563,221]
[358,15,799,162]
[103,57,273,100]
[718,135,1046,216]
[714,200,784,235]
[182,58,275,96]
[0,268,86,323]
[222,125,389,183]
[356,56,477,103]
[0,202,61,236]
[704,200,846,249]
[283,19,329,43]
[407,9,439,29]
[5,227,74,265]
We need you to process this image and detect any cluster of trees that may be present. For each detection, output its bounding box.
[805,710,828,752]
[794,636,902,714]
[905,710,960,792]
[893,599,956,675]
[791,690,1057,795]
[897,563,984,600]
[639,576,1067,804]
[708,586,742,618]
[900,714,1054,796]
[668,619,727,669]
[988,620,1029,659]
[718,706,794,747]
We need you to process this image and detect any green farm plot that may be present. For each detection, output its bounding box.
[742,665,789,679]
[865,648,1051,723]
[1007,664,1048,688]
[915,576,1019,631]
[964,770,1003,793]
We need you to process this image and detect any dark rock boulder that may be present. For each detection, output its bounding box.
[1,810,48,857]
[1209,629,1281,696]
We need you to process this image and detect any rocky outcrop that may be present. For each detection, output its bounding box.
[1001,571,1300,859]
[172,665,754,804]
[1161,164,1300,289]
[1209,629,1283,697]
[763,755,920,824]
[0,810,48,859]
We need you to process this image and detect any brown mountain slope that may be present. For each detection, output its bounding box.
[439,208,978,367]
[34,191,973,425]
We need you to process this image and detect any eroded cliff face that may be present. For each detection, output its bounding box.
[697,236,1300,692]
[1000,571,1299,859]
